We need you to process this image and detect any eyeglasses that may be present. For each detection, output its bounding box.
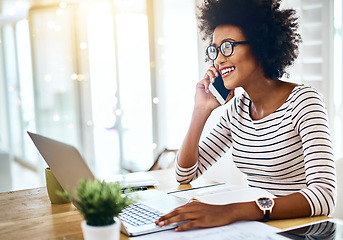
[206,40,249,60]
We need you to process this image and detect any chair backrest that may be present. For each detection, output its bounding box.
[332,157,343,220]
[149,148,178,171]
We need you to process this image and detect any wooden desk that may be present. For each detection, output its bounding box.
[0,168,328,240]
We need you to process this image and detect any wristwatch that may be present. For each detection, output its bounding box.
[256,197,275,222]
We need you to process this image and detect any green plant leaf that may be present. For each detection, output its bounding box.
[57,178,135,226]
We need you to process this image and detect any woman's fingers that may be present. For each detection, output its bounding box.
[157,212,199,228]
[204,66,219,83]
[155,201,237,232]
[175,219,204,232]
[156,204,194,224]
[157,213,204,232]
[156,202,201,225]
[194,67,223,110]
[202,67,219,93]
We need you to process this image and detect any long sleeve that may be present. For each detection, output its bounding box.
[292,87,336,216]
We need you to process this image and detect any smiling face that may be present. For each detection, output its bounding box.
[212,24,265,90]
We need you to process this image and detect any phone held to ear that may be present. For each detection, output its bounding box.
[209,74,230,105]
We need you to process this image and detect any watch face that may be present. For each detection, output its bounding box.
[257,197,274,209]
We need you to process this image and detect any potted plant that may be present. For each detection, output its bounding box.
[59,178,134,240]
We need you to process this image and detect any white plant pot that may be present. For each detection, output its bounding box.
[81,217,121,240]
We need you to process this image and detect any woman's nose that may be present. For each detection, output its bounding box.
[215,49,226,65]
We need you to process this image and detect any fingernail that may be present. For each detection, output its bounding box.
[158,221,165,226]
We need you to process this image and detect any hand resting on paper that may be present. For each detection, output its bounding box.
[155,201,254,232]
[155,192,312,232]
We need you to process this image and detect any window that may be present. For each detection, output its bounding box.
[0,0,200,191]
[282,0,343,159]
[333,0,343,158]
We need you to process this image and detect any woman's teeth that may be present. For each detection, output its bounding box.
[221,67,235,75]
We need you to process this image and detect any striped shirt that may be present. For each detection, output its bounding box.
[176,85,337,216]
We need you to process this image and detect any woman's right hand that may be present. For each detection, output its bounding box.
[194,66,234,112]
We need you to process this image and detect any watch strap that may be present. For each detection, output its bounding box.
[261,209,270,222]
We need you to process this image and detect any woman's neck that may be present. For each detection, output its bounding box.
[245,79,296,121]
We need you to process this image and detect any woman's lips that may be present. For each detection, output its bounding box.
[220,66,235,78]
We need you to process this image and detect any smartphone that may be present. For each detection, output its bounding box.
[209,74,231,105]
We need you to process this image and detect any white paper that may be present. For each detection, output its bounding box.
[168,183,241,200]
[130,221,289,240]
[169,183,275,205]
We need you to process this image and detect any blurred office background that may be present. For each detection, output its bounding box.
[0,0,342,192]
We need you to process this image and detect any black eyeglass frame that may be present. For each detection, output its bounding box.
[206,40,249,60]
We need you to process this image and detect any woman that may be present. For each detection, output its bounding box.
[155,0,336,232]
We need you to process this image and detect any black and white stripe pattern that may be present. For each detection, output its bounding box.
[176,85,336,216]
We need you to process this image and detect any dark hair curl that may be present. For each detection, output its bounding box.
[198,0,302,79]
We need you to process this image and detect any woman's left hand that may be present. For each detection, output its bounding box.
[155,201,238,232]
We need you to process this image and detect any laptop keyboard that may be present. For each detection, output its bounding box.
[119,204,164,226]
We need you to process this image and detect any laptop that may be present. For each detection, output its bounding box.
[27,131,187,236]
